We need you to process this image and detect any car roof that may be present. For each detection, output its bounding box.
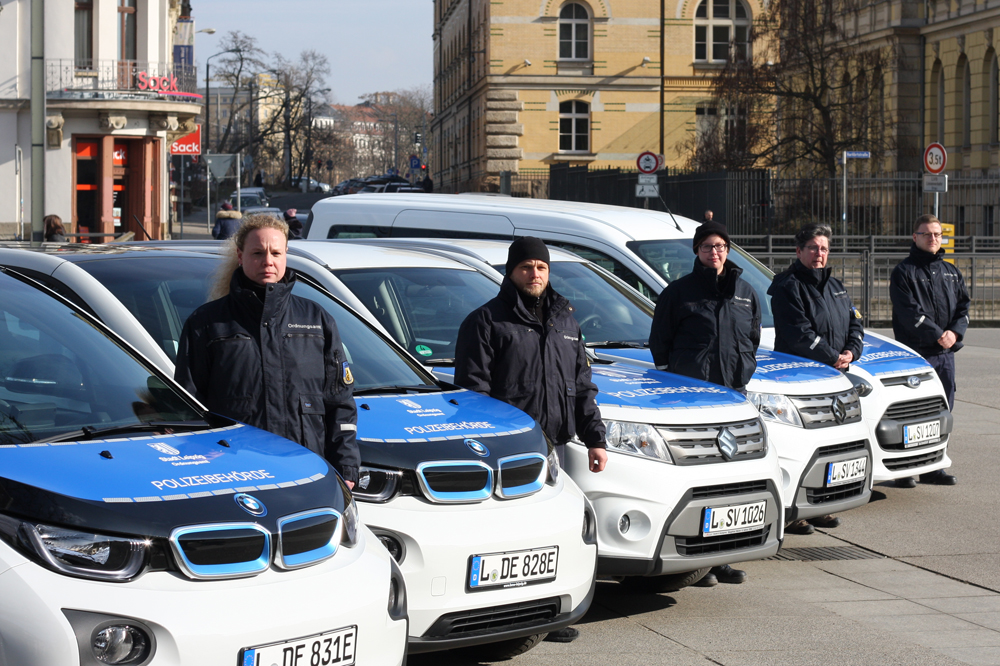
[310,193,700,241]
[289,240,480,271]
[356,238,585,267]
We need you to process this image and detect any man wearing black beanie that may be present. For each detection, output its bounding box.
[455,236,608,643]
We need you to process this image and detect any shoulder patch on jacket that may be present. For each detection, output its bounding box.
[342,361,354,385]
[853,307,862,319]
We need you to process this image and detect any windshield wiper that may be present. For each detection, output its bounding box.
[421,358,455,366]
[353,384,440,395]
[32,420,212,444]
[585,341,649,349]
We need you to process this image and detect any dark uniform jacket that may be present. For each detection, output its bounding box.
[650,259,761,391]
[455,278,606,449]
[212,210,243,240]
[175,269,360,483]
[768,260,865,366]
[890,244,971,356]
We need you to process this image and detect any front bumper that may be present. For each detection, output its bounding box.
[562,441,783,578]
[766,419,874,522]
[0,528,407,666]
[356,474,597,652]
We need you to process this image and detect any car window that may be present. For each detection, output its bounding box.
[76,255,436,390]
[334,267,499,362]
[0,272,201,444]
[626,239,775,327]
[541,241,657,301]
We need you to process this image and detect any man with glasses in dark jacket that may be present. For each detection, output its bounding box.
[889,214,968,488]
[650,221,760,586]
[768,223,864,534]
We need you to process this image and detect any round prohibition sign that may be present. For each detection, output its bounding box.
[924,143,947,174]
[637,151,659,174]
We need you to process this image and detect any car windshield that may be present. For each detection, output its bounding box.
[626,239,775,327]
[75,255,436,391]
[335,267,499,362]
[0,270,202,445]
[493,261,653,346]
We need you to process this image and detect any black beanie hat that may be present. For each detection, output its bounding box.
[506,237,550,274]
[692,222,730,254]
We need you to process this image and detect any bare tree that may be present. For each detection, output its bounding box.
[687,0,898,177]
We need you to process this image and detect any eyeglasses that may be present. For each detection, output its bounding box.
[802,245,830,254]
[698,243,729,254]
[915,232,944,239]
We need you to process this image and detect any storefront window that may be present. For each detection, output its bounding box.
[74,140,98,240]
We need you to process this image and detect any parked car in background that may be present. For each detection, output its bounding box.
[292,177,331,193]
[229,190,267,209]
[0,264,408,666]
[0,244,599,659]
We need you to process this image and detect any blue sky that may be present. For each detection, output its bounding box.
[192,0,433,103]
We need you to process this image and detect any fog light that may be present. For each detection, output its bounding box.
[619,514,631,534]
[93,625,149,665]
[377,534,405,563]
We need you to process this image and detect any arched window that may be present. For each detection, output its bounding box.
[559,3,591,61]
[559,100,590,153]
[694,0,751,63]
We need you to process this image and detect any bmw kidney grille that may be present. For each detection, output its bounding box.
[496,453,548,499]
[416,460,494,503]
[276,509,342,570]
[169,523,271,580]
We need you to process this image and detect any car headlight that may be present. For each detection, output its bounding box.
[847,374,874,397]
[747,392,804,428]
[546,450,560,485]
[353,465,403,502]
[604,420,673,463]
[341,498,360,548]
[20,522,148,582]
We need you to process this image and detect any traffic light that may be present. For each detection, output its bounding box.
[316,159,323,170]
[414,132,423,145]
[326,159,334,170]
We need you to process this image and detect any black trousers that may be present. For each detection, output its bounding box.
[925,352,956,411]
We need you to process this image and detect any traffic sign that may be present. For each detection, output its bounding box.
[637,174,657,184]
[636,183,659,198]
[170,125,201,155]
[637,151,658,174]
[845,151,870,159]
[922,174,948,193]
[924,143,947,174]
[409,155,421,170]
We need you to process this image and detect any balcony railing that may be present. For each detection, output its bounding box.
[47,59,200,101]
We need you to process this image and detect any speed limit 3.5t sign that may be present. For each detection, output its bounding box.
[924,143,947,174]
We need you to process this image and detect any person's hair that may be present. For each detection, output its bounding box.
[44,214,65,237]
[794,223,832,250]
[913,214,940,233]
[210,215,290,300]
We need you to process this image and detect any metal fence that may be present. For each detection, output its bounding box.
[46,59,199,100]
[755,252,1000,325]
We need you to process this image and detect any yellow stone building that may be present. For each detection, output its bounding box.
[431,0,764,191]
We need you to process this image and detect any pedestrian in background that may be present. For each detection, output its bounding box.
[175,215,360,488]
[702,210,714,223]
[284,208,303,239]
[455,237,607,641]
[43,215,67,242]
[212,201,243,240]
[889,214,968,488]
[649,221,759,586]
[768,223,864,534]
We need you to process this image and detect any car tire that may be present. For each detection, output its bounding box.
[619,567,712,593]
[465,633,545,660]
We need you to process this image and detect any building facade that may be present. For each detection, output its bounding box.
[0,0,201,240]
[431,0,765,192]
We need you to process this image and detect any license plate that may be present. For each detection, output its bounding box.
[469,546,558,590]
[903,420,941,447]
[240,626,356,666]
[702,501,766,536]
[826,456,867,486]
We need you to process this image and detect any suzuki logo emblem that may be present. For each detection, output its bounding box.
[717,428,738,460]
[832,395,848,424]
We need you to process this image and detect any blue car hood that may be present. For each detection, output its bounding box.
[354,388,544,468]
[0,423,343,538]
[852,335,932,375]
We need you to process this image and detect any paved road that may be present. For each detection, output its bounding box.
[415,329,1000,666]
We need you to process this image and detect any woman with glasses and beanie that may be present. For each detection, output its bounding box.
[650,221,761,587]
[767,223,864,534]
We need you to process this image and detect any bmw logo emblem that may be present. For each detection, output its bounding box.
[465,438,490,457]
[906,375,922,389]
[717,428,739,461]
[234,493,267,517]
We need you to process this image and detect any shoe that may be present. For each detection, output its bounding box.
[895,477,917,489]
[919,470,957,485]
[808,514,841,528]
[694,572,718,587]
[544,627,579,643]
[711,564,747,584]
[785,519,815,535]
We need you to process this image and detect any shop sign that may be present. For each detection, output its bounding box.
[136,72,181,94]
[170,125,202,155]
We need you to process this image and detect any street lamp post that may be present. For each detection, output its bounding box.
[305,88,331,190]
[205,48,240,156]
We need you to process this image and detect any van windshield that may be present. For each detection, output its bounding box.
[626,239,775,327]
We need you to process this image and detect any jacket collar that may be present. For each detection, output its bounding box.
[499,277,569,325]
[908,242,945,266]
[229,267,296,323]
[690,258,743,298]
[791,258,831,289]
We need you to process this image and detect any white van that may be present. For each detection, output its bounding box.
[307,194,952,485]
